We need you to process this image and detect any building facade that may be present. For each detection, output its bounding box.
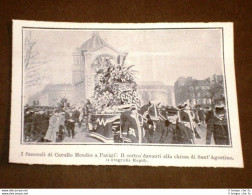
[137,81,175,106]
[72,32,127,106]
[27,84,73,107]
[174,74,224,107]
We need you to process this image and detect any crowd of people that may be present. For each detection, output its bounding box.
[23,97,229,145]
[157,100,229,145]
[119,99,229,145]
[24,105,85,142]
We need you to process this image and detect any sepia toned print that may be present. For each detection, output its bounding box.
[22,28,230,146]
[10,21,243,167]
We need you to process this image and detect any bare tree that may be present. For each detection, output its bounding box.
[24,31,48,88]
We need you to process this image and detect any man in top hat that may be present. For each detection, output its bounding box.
[84,99,93,131]
[165,107,193,144]
[206,101,229,145]
[65,111,75,139]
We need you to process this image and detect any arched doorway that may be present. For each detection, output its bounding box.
[91,54,116,70]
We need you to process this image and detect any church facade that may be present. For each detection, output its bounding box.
[72,32,126,106]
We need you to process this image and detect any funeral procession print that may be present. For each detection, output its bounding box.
[23,29,230,146]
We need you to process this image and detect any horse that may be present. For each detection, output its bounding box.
[119,103,154,143]
[119,101,170,144]
[142,102,171,143]
[120,101,195,144]
[143,102,194,144]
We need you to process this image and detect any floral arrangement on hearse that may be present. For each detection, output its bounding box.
[91,56,140,113]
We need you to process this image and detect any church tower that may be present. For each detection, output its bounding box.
[72,47,85,105]
[72,32,127,106]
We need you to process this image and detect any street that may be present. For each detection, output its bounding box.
[63,124,102,143]
[62,123,214,145]
[194,124,214,145]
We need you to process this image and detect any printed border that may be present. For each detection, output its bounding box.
[20,26,232,148]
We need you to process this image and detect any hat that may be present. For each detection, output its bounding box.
[130,104,137,110]
[167,107,178,116]
[177,104,187,110]
[214,102,225,108]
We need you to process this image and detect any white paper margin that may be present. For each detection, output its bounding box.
[9,20,243,167]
